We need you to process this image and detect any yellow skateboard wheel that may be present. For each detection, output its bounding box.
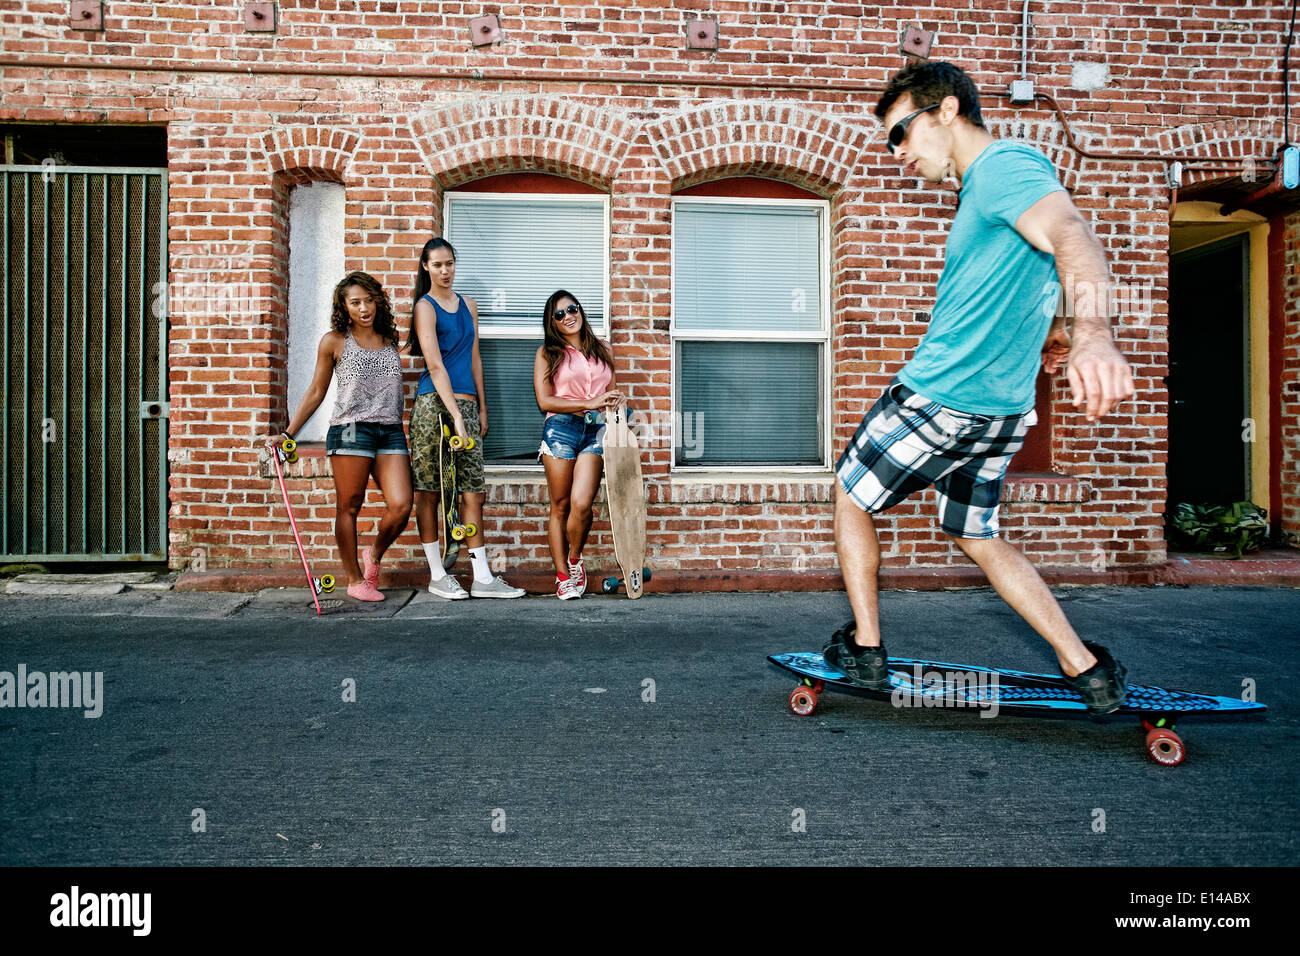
[451,525,467,541]
[463,523,477,537]
[464,437,476,450]
[281,437,297,454]
[449,435,465,451]
[320,574,335,593]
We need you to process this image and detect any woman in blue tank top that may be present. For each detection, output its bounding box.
[405,238,524,599]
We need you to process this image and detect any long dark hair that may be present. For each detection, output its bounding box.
[406,237,457,358]
[330,271,400,348]
[541,290,612,384]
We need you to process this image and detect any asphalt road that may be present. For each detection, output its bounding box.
[0,585,1295,865]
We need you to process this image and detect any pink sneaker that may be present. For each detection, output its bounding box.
[361,548,380,588]
[347,580,385,602]
[567,557,585,591]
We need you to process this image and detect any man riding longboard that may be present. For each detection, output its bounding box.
[828,62,1135,716]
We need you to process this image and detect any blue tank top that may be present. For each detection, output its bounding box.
[416,292,477,397]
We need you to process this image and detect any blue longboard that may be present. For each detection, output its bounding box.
[768,652,1266,766]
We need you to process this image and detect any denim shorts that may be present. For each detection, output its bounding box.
[539,412,605,460]
[325,421,409,458]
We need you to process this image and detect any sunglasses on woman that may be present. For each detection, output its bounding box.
[887,103,939,154]
[553,304,581,321]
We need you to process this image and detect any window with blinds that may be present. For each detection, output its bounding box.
[671,198,830,467]
[444,192,609,463]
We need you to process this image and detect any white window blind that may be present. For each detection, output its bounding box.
[678,341,822,464]
[445,195,607,332]
[672,196,828,468]
[445,192,609,462]
[674,202,822,333]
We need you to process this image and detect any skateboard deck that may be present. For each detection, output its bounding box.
[270,439,335,615]
[436,415,475,567]
[601,403,647,599]
[769,651,1266,766]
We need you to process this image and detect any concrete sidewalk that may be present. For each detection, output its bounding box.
[6,544,1298,599]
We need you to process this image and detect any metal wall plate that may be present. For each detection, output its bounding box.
[901,25,933,59]
[686,20,717,51]
[469,13,502,47]
[70,1,103,31]
[245,2,277,33]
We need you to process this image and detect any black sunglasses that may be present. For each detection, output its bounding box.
[886,104,939,154]
[552,303,581,321]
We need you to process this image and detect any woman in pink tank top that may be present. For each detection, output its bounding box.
[533,290,622,601]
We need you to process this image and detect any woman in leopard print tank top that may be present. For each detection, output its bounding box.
[271,271,412,602]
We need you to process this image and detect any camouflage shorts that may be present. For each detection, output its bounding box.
[409,393,486,494]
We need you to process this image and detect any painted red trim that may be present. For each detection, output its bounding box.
[450,172,602,194]
[675,176,821,200]
[1009,369,1053,473]
[1268,214,1285,538]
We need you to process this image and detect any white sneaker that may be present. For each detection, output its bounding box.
[427,575,469,600]
[557,577,583,601]
[470,575,526,599]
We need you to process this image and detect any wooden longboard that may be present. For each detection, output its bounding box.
[602,404,647,599]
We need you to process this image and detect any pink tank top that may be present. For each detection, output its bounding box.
[547,345,612,418]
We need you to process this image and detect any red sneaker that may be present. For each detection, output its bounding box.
[567,557,585,592]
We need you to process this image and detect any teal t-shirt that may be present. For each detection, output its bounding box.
[897,140,1066,416]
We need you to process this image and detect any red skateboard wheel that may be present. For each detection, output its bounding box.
[1145,727,1185,766]
[789,686,818,717]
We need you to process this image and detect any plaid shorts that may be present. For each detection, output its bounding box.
[835,379,1037,539]
[409,393,486,494]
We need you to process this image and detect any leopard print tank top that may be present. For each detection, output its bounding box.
[329,332,404,425]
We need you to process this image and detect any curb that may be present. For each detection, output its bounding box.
[173,553,1300,595]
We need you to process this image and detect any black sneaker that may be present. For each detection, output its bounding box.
[1062,641,1128,717]
[822,620,889,689]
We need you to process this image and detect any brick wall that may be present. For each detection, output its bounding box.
[1283,210,1300,546]
[4,1,1297,580]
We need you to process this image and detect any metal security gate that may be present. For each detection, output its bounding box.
[1,165,168,561]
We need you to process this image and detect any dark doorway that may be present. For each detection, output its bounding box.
[1,125,166,168]
[1166,235,1249,506]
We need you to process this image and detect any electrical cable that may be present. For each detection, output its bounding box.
[1284,0,1298,145]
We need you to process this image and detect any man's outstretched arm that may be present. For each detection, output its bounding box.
[1015,190,1135,421]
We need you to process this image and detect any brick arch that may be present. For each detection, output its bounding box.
[1153,118,1279,186]
[259,125,361,182]
[984,116,1084,191]
[411,95,638,191]
[642,101,871,196]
